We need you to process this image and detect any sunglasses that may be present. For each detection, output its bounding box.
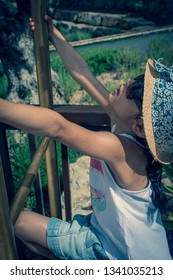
[126,74,144,111]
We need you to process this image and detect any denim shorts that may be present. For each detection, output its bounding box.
[46,214,109,260]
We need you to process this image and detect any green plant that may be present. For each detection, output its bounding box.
[50,54,80,102]
[7,131,30,190]
[66,31,94,42]
[81,48,118,76]
[57,66,80,102]
[147,39,173,65]
[7,131,82,210]
[163,165,173,181]
[7,131,37,210]
[0,64,8,99]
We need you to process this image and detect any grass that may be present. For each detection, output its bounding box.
[66,30,94,42]
[50,38,173,103]
[1,38,173,101]
[147,39,173,66]
[50,47,146,102]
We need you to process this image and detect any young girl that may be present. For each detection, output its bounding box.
[0,16,172,260]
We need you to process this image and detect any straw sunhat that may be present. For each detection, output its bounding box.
[143,59,173,164]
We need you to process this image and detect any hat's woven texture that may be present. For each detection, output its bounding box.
[143,59,173,164]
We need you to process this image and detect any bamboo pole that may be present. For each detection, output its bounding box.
[0,155,18,259]
[10,137,50,225]
[30,0,62,218]
[28,134,45,215]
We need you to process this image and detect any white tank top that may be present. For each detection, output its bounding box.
[89,133,172,260]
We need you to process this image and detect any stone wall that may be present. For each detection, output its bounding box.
[53,10,156,38]
[52,0,173,25]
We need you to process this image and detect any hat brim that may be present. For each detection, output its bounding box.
[143,59,172,164]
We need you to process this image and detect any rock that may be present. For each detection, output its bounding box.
[118,17,155,30]
[76,12,102,26]
[69,71,123,104]
[56,20,121,38]
[69,89,86,104]
[54,10,156,38]
[101,14,127,27]
[61,156,92,218]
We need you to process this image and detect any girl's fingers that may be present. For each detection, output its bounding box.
[29,15,52,31]
[44,15,52,24]
[28,18,35,30]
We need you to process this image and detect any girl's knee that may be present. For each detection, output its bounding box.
[14,210,33,239]
[14,211,49,245]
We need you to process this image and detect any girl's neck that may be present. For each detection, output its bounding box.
[111,122,134,136]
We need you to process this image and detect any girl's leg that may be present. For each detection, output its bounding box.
[14,210,58,259]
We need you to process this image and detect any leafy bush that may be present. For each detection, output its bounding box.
[0,64,8,99]
[81,49,118,75]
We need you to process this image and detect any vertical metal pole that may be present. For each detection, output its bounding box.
[0,155,18,260]
[61,144,72,221]
[0,130,15,204]
[30,0,62,218]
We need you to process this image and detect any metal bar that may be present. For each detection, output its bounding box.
[30,0,62,218]
[0,105,111,131]
[28,134,45,215]
[44,139,62,217]
[0,130,15,204]
[0,154,18,260]
[54,105,110,128]
[61,144,71,221]
[10,137,50,225]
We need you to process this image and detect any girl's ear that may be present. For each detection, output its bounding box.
[132,117,145,138]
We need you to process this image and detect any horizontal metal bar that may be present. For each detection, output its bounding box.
[0,105,110,131]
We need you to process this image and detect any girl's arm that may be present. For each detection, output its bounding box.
[0,98,118,161]
[30,16,112,116]
[0,98,146,191]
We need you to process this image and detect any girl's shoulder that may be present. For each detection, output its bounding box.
[106,134,149,191]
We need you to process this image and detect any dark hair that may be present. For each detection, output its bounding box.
[145,145,172,214]
[130,75,169,213]
[146,147,163,210]
[128,74,145,98]
[126,74,144,111]
[135,136,168,212]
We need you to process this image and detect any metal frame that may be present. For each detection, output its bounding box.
[30,0,62,218]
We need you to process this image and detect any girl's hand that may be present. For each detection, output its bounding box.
[44,15,54,35]
[29,15,54,37]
